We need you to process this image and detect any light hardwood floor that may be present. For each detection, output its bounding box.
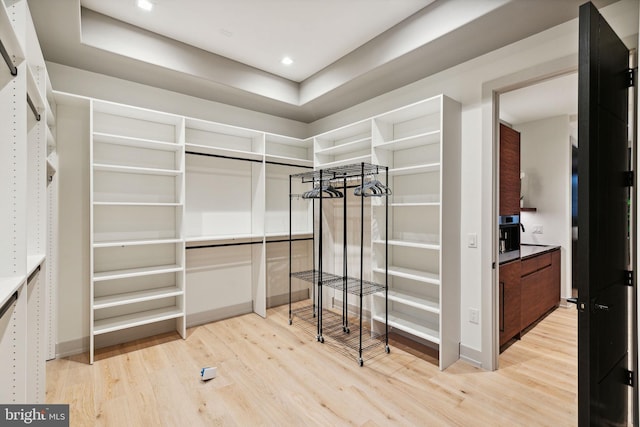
[47,304,577,426]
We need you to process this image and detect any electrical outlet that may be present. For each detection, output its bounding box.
[469,308,480,324]
[533,224,543,234]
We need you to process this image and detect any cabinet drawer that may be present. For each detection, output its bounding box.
[521,252,552,276]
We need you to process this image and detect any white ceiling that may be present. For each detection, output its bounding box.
[80,0,435,82]
[27,0,616,122]
[500,73,578,126]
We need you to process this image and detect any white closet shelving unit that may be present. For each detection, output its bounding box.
[314,120,372,169]
[264,134,314,308]
[184,118,267,321]
[184,121,314,322]
[371,95,460,370]
[89,100,186,363]
[0,0,53,402]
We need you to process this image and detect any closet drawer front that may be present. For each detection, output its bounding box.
[521,252,552,276]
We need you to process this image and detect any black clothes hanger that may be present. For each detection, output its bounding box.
[354,179,391,197]
[302,184,344,199]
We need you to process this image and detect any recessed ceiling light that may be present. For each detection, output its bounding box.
[281,57,293,66]
[137,0,153,11]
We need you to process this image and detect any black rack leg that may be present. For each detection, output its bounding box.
[289,175,293,325]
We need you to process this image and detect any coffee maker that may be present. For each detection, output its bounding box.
[498,215,520,254]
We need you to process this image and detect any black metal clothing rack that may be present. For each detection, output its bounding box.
[288,162,389,366]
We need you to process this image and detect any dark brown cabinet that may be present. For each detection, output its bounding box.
[520,248,561,332]
[500,248,561,351]
[499,124,521,216]
[499,259,521,347]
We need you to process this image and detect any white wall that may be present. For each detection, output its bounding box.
[517,115,572,301]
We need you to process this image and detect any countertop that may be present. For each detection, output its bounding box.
[499,244,560,265]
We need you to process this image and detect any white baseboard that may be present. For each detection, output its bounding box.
[459,344,482,367]
[186,302,252,328]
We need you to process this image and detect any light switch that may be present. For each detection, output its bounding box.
[468,233,477,248]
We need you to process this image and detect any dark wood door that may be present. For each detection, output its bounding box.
[499,124,521,215]
[578,2,632,425]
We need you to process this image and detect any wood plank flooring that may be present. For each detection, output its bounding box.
[46,304,577,426]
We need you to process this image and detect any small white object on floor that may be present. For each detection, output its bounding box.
[200,366,217,381]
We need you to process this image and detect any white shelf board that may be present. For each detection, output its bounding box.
[265,231,313,240]
[27,254,46,278]
[93,163,182,176]
[373,95,441,124]
[264,154,313,168]
[93,306,184,335]
[315,137,371,156]
[185,233,263,243]
[93,238,183,248]
[0,1,25,67]
[93,132,182,151]
[93,264,183,282]
[373,312,440,345]
[93,202,182,207]
[389,163,440,176]
[374,290,440,314]
[316,154,372,169]
[93,286,184,310]
[373,266,440,285]
[93,99,183,126]
[47,157,57,179]
[374,130,440,151]
[185,143,263,162]
[0,276,25,309]
[373,239,440,250]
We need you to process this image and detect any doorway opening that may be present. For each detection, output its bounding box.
[496,71,578,360]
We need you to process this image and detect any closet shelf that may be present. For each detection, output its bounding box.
[290,269,343,285]
[373,239,440,250]
[292,162,386,183]
[185,233,263,243]
[389,163,440,176]
[315,137,371,156]
[264,154,313,168]
[27,254,46,278]
[185,143,263,162]
[93,286,183,310]
[93,306,184,335]
[93,264,183,282]
[0,1,25,73]
[93,132,182,151]
[373,266,440,285]
[264,231,313,239]
[0,276,25,309]
[322,275,385,296]
[93,238,182,248]
[374,290,440,314]
[316,154,371,170]
[374,130,440,151]
[93,202,182,207]
[373,312,440,345]
[93,163,182,176]
[26,66,45,118]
